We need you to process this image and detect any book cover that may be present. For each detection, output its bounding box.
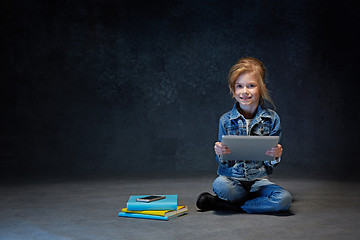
[126,195,177,211]
[121,206,188,217]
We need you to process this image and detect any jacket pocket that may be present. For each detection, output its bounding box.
[251,122,271,136]
[226,126,239,135]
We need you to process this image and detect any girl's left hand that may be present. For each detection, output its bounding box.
[265,144,283,158]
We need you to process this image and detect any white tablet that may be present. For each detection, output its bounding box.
[221,135,279,161]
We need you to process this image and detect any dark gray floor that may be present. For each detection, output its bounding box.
[1,175,359,240]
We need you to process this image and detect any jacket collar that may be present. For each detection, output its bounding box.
[229,103,272,120]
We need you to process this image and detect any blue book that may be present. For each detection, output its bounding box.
[119,211,171,220]
[126,195,177,211]
[118,211,186,221]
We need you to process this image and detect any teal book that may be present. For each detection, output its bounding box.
[126,195,177,211]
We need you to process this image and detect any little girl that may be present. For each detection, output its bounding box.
[196,57,292,213]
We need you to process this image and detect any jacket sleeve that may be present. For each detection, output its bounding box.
[216,117,227,165]
[264,111,282,167]
[270,111,282,141]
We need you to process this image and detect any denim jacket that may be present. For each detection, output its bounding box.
[216,103,282,181]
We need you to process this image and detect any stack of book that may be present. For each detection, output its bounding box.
[118,195,188,221]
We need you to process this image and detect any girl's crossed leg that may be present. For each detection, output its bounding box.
[212,175,292,213]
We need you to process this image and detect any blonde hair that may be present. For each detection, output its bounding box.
[228,57,274,108]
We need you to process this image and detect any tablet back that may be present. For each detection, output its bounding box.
[221,135,279,161]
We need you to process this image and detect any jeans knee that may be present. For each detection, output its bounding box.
[213,176,247,203]
[213,176,227,189]
[270,187,292,211]
[212,176,229,198]
[280,190,293,208]
[260,185,292,211]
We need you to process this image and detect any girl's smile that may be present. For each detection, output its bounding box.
[239,96,252,100]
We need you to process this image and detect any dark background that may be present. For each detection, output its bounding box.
[2,0,359,180]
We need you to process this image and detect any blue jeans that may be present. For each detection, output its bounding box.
[213,176,292,213]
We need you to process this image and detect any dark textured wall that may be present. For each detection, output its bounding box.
[2,0,359,179]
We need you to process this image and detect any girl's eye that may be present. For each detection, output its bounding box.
[236,85,242,88]
[248,84,256,88]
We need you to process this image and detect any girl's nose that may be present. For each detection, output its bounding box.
[242,87,249,93]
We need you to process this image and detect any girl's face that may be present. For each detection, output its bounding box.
[234,72,261,112]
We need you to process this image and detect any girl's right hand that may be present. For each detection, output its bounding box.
[214,142,231,155]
